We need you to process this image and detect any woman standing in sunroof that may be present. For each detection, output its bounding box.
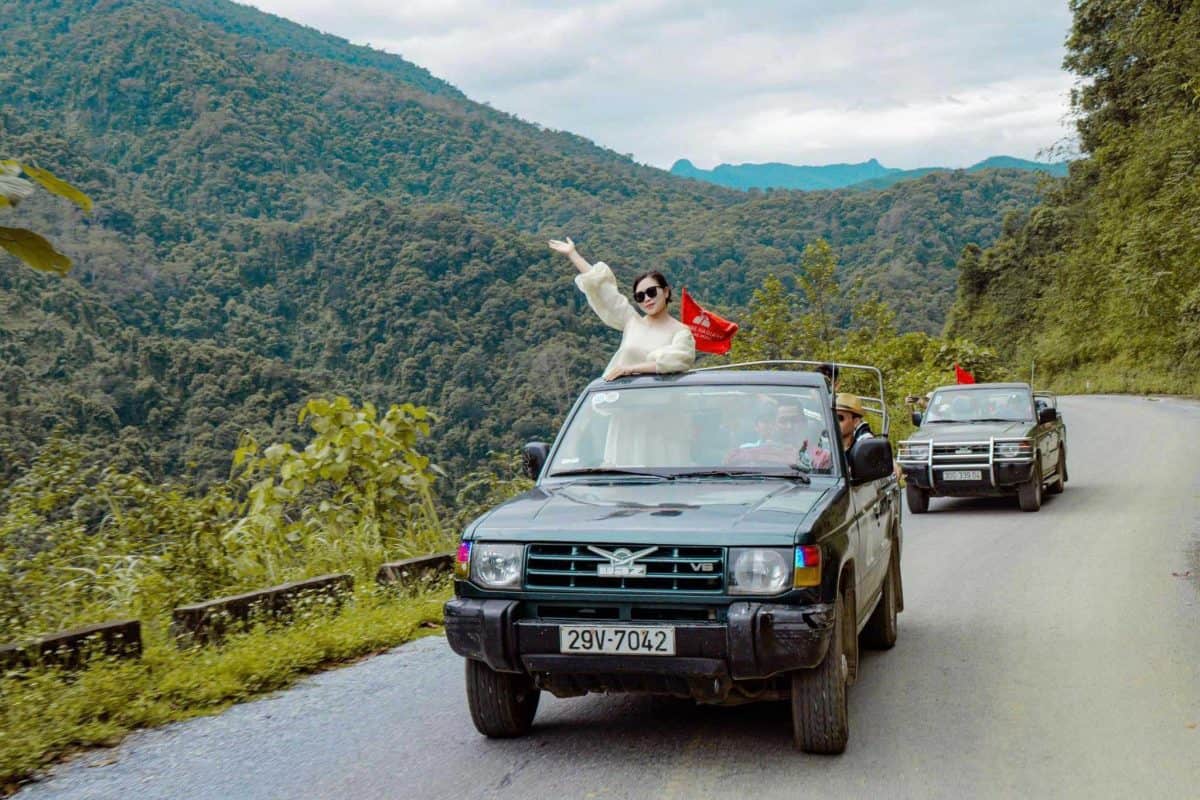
[548,237,695,381]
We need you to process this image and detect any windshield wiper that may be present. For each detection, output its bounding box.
[675,468,811,484]
[547,467,670,480]
[971,418,1025,423]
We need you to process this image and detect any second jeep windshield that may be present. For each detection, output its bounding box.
[924,388,1034,423]
[549,386,836,475]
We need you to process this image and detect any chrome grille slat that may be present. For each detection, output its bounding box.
[528,554,721,564]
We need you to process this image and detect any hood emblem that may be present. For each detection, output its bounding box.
[588,545,657,577]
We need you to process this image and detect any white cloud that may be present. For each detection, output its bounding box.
[242,0,1077,169]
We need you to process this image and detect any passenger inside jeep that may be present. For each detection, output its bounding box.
[724,400,833,472]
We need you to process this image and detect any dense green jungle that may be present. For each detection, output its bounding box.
[1,0,1051,487]
[2,0,1197,650]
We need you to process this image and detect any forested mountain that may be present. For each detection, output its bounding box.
[945,0,1200,394]
[0,0,1052,485]
[670,158,897,191]
[671,156,1068,192]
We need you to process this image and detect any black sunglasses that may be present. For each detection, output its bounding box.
[633,285,664,303]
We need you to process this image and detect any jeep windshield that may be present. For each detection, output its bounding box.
[547,384,837,478]
[924,387,1035,424]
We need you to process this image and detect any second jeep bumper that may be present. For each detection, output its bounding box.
[901,461,1035,494]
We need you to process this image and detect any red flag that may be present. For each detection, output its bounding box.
[682,288,738,355]
[954,363,976,384]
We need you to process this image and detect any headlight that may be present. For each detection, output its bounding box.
[900,443,929,460]
[729,548,792,595]
[471,543,524,589]
[995,440,1033,459]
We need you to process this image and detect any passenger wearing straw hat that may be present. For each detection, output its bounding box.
[835,393,873,452]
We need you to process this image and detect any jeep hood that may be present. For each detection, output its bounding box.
[469,480,832,546]
[908,421,1033,443]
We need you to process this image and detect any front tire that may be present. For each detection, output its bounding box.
[1046,448,1066,495]
[792,592,852,754]
[465,659,540,738]
[1018,465,1043,512]
[862,548,899,650]
[905,482,929,514]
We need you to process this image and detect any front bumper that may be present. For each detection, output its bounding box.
[901,461,1034,495]
[444,597,834,685]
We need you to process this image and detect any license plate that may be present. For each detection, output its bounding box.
[559,625,675,655]
[942,470,982,481]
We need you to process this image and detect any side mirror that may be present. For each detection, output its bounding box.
[911,411,923,426]
[522,442,550,480]
[849,437,893,484]
[1038,407,1057,424]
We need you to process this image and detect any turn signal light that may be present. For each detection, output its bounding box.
[454,541,472,579]
[794,545,821,587]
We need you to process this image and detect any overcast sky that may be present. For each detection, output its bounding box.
[243,0,1078,170]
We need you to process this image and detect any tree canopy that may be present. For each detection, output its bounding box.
[0,0,1054,487]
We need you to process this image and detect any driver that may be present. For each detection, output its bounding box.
[949,395,977,421]
[777,403,833,471]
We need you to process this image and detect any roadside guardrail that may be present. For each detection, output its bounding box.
[0,619,142,671]
[376,552,453,586]
[170,573,354,646]
[3,550,456,666]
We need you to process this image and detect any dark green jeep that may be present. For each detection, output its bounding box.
[444,363,903,754]
[897,382,1068,513]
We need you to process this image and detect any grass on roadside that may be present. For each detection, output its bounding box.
[0,583,450,793]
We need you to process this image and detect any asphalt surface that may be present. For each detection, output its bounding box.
[17,395,1200,800]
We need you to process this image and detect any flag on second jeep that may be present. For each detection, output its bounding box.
[681,288,738,354]
[954,363,976,384]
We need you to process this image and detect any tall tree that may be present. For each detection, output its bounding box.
[729,275,803,362]
[798,238,840,356]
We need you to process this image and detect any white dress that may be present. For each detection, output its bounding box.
[574,262,696,377]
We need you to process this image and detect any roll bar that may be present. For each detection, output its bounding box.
[689,359,890,436]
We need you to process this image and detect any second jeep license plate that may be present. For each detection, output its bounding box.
[559,625,675,655]
[943,470,983,481]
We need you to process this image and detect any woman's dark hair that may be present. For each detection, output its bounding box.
[631,270,671,304]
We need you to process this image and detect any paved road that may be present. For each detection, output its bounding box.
[18,396,1200,800]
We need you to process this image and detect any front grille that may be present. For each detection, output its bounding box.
[525,544,725,593]
[931,442,990,466]
[932,443,989,456]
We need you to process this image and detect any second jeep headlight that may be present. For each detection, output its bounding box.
[471,543,524,589]
[729,548,792,595]
[995,440,1033,459]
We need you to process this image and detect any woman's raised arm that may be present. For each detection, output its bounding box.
[550,237,637,333]
[548,237,592,275]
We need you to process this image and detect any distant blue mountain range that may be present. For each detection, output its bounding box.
[669,156,1069,192]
